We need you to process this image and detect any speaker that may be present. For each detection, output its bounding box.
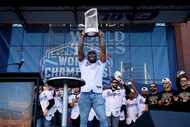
[133,110,190,127]
[133,112,155,127]
[149,110,190,127]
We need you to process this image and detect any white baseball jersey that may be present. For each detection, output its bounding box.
[54,96,63,113]
[39,90,54,113]
[69,94,80,119]
[103,88,126,117]
[45,105,57,121]
[126,97,139,125]
[119,96,127,121]
[79,59,106,93]
[46,96,63,121]
[39,89,58,121]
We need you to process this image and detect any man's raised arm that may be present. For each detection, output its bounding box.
[78,31,85,61]
[98,31,106,63]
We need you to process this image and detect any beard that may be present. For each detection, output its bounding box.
[112,85,118,90]
[89,59,97,63]
[164,86,171,91]
[151,88,157,94]
[88,57,97,63]
[74,91,80,95]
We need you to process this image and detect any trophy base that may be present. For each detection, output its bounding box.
[86,32,98,37]
[85,28,98,37]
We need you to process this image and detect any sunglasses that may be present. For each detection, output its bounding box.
[180,79,187,82]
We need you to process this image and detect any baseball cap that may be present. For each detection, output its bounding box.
[162,77,171,84]
[114,71,122,80]
[176,70,186,78]
[141,87,148,92]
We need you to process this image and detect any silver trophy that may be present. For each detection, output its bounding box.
[85,8,99,36]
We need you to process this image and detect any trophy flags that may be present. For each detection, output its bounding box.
[84,8,99,37]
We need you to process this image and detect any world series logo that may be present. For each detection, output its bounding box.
[40,42,113,86]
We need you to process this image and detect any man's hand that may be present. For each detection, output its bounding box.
[158,100,162,106]
[80,31,86,39]
[98,31,104,38]
[173,96,179,102]
[144,105,149,112]
[187,81,190,87]
[43,109,48,116]
[78,31,85,61]
[98,31,106,63]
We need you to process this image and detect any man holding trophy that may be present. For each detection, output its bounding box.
[78,8,108,127]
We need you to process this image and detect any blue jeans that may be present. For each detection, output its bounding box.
[36,117,44,127]
[79,91,108,127]
[44,119,52,127]
[87,117,99,127]
[107,115,119,127]
[36,117,52,127]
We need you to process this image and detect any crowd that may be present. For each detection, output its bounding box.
[36,70,190,127]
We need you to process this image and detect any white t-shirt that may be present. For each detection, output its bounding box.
[79,59,106,93]
[103,88,126,117]
[69,94,80,119]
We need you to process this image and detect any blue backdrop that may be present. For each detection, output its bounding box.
[0,24,177,90]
